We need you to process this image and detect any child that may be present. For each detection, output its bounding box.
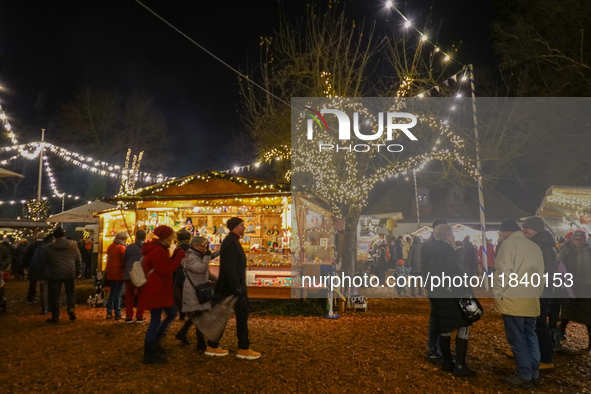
[394,259,411,297]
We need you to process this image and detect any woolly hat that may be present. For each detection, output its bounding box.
[226,217,244,231]
[573,229,588,240]
[397,259,405,266]
[522,216,545,233]
[499,220,521,232]
[565,231,574,240]
[53,227,65,238]
[153,225,174,240]
[432,218,447,228]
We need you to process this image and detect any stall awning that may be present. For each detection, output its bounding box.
[47,201,117,223]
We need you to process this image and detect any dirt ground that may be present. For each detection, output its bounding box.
[1,280,590,394]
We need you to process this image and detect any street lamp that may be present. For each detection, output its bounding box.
[385,0,393,7]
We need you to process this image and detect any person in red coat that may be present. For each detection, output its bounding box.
[105,231,129,320]
[141,225,185,364]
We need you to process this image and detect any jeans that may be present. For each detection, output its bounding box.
[428,300,441,356]
[145,305,178,345]
[536,297,553,364]
[235,296,250,350]
[106,280,125,317]
[124,280,145,320]
[48,279,75,319]
[503,315,540,380]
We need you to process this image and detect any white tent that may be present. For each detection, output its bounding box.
[47,201,117,223]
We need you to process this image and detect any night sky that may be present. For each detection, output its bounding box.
[0,0,506,208]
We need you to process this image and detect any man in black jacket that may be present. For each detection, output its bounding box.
[422,218,448,363]
[522,216,556,370]
[214,217,260,360]
[38,227,81,323]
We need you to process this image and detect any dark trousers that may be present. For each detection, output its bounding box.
[145,305,178,345]
[182,312,217,349]
[536,297,553,364]
[27,278,38,302]
[235,296,250,350]
[427,300,441,356]
[503,315,540,381]
[48,279,75,319]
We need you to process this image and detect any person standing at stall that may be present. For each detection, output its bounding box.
[105,232,129,321]
[214,217,260,360]
[123,230,146,323]
[142,226,185,364]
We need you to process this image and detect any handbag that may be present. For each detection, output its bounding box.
[457,289,483,323]
[184,267,214,304]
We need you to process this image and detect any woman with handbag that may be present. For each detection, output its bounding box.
[141,226,186,364]
[179,236,229,356]
[428,224,478,378]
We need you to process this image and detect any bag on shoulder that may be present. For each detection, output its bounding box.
[457,288,483,323]
[183,267,214,304]
[130,258,153,287]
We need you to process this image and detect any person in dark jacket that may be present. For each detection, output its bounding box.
[372,240,388,285]
[141,226,185,364]
[558,230,591,351]
[408,236,423,297]
[463,236,478,278]
[78,239,92,279]
[394,236,403,265]
[387,238,397,269]
[13,239,28,280]
[24,234,46,303]
[0,238,11,287]
[123,230,146,323]
[428,224,476,377]
[37,228,82,323]
[173,229,191,322]
[214,217,260,360]
[29,235,54,314]
[521,216,557,370]
[421,218,448,363]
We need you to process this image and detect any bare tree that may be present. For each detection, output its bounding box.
[56,87,172,171]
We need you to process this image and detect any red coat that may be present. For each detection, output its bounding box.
[141,241,185,310]
[106,242,126,281]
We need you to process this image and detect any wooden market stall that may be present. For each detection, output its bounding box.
[97,170,335,299]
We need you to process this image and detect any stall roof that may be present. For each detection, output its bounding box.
[47,201,117,223]
[109,170,290,202]
[535,185,591,235]
[0,219,50,229]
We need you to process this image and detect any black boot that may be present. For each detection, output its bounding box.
[453,338,476,377]
[155,332,167,355]
[175,320,192,345]
[142,344,167,364]
[439,335,454,373]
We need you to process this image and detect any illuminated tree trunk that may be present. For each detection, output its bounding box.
[342,203,361,278]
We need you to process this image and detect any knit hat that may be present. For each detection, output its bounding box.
[53,227,65,238]
[522,216,545,233]
[226,217,244,231]
[432,218,448,228]
[499,220,521,232]
[573,230,588,240]
[177,229,191,242]
[153,225,174,240]
[565,231,574,240]
[397,259,405,266]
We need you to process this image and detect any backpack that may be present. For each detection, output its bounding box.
[130,258,153,287]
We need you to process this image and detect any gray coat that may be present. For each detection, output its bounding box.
[181,248,212,312]
[38,238,82,280]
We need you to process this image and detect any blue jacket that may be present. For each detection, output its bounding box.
[123,240,144,281]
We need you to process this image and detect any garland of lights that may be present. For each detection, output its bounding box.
[547,193,591,211]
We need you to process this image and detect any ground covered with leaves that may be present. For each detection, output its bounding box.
[1,280,590,393]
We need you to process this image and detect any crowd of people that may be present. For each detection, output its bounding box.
[4,214,590,383]
[419,217,591,389]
